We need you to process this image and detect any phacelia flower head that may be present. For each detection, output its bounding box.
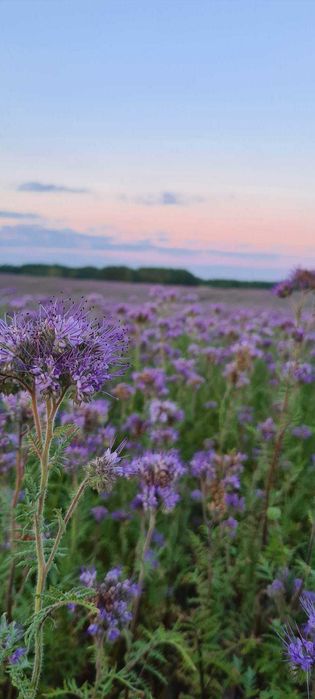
[0,299,128,401]
[148,398,184,426]
[79,566,97,588]
[284,630,315,672]
[258,417,277,442]
[85,442,125,494]
[8,646,27,665]
[80,566,138,642]
[124,450,185,511]
[0,615,25,665]
[274,268,315,298]
[190,449,216,480]
[282,593,315,674]
[291,425,312,440]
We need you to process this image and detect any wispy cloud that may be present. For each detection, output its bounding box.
[0,224,198,256]
[0,224,302,281]
[0,210,40,220]
[208,248,281,261]
[120,191,205,207]
[0,223,286,262]
[17,182,89,194]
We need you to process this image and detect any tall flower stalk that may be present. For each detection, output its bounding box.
[0,299,128,694]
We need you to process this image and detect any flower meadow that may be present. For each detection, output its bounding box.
[1,272,315,698]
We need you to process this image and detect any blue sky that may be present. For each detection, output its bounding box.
[1,0,315,280]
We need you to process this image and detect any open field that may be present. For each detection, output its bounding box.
[0,272,289,309]
[0,279,314,698]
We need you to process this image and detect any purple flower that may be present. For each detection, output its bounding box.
[282,590,315,672]
[225,493,245,512]
[123,413,148,438]
[132,368,168,396]
[266,578,285,598]
[301,596,315,634]
[283,361,315,384]
[258,417,276,442]
[204,400,218,409]
[61,399,110,430]
[222,516,238,537]
[191,488,202,501]
[149,426,179,447]
[237,406,253,424]
[144,548,159,569]
[80,566,97,588]
[284,630,315,672]
[110,509,131,522]
[0,300,128,401]
[123,450,185,512]
[8,647,26,665]
[294,363,315,384]
[85,442,125,493]
[84,567,138,642]
[273,280,294,298]
[148,399,184,426]
[90,506,108,522]
[291,425,312,440]
[191,450,216,480]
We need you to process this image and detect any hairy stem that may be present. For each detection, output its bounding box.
[45,476,88,576]
[6,424,24,620]
[31,397,56,692]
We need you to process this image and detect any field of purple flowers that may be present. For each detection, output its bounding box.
[1,271,315,698]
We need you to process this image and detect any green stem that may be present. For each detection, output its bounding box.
[70,471,78,554]
[93,635,105,697]
[261,384,290,546]
[45,476,88,576]
[200,480,212,586]
[218,386,231,451]
[130,509,156,636]
[31,397,56,692]
[5,425,24,621]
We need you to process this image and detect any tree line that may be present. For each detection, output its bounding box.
[0,264,274,289]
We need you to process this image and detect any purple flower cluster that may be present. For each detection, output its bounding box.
[258,417,277,442]
[283,361,315,384]
[85,443,125,493]
[291,425,312,440]
[80,566,138,641]
[274,268,315,297]
[190,449,245,526]
[283,595,315,673]
[132,368,168,396]
[124,450,185,511]
[147,399,184,447]
[148,399,183,426]
[61,399,115,473]
[0,300,127,401]
[191,449,216,480]
[0,615,26,665]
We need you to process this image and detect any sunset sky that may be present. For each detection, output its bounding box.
[1,0,315,280]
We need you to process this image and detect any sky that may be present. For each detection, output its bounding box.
[1,0,315,281]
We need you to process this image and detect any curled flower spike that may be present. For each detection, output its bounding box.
[80,567,138,642]
[85,440,126,493]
